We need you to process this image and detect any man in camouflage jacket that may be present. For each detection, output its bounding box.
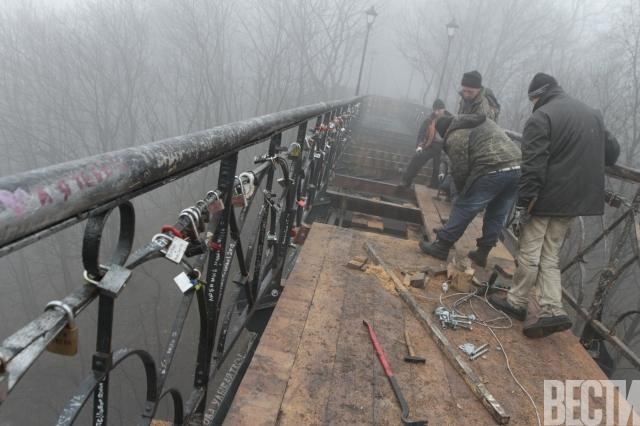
[458,70,501,121]
[419,114,521,266]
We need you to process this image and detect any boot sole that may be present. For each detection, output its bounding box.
[523,319,572,339]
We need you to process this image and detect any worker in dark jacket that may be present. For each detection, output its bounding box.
[419,114,521,263]
[489,73,620,339]
[399,99,450,189]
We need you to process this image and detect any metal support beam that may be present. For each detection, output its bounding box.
[325,190,422,224]
[332,174,416,202]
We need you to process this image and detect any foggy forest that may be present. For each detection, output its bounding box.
[1,0,640,424]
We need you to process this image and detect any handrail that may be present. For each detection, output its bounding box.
[0,96,361,424]
[0,97,362,256]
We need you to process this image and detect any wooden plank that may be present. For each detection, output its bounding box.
[277,227,354,424]
[367,218,384,231]
[414,184,438,242]
[229,224,629,425]
[364,241,511,424]
[325,251,379,424]
[225,223,337,425]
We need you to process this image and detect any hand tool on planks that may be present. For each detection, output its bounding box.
[364,241,510,424]
[404,326,426,363]
[363,320,427,426]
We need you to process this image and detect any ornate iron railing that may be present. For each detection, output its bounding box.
[504,130,640,375]
[0,97,361,424]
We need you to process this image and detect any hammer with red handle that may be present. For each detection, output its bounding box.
[363,320,427,425]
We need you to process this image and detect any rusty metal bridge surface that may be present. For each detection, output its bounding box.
[1,95,640,424]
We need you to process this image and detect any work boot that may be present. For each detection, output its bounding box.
[488,293,526,321]
[523,315,572,339]
[468,246,492,267]
[419,239,452,261]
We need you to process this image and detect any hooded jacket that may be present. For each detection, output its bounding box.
[444,114,521,195]
[518,86,620,216]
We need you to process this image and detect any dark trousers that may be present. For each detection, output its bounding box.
[437,169,520,247]
[402,144,442,187]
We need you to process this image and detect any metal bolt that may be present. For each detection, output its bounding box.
[271,289,279,298]
[470,348,489,360]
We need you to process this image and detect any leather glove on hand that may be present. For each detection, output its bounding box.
[512,206,531,238]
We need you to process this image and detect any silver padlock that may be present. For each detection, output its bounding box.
[231,184,247,207]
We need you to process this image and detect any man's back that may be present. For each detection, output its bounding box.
[468,119,520,171]
[446,115,520,194]
[521,87,617,216]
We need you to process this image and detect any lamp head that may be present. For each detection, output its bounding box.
[366,6,378,25]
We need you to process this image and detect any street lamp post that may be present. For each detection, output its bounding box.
[355,6,378,96]
[435,19,459,100]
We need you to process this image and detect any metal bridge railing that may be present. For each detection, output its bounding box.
[0,97,361,424]
[504,130,640,375]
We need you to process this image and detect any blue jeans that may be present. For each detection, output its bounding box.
[437,170,520,247]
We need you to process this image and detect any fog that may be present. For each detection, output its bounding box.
[1,0,639,424]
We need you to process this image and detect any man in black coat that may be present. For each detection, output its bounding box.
[489,73,620,338]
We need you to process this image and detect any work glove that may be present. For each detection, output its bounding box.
[511,205,531,238]
[416,146,423,153]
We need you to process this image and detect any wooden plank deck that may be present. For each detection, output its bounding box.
[225,187,625,425]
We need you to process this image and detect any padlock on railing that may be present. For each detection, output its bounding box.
[288,142,301,158]
[45,301,78,356]
[231,172,256,208]
[206,190,225,214]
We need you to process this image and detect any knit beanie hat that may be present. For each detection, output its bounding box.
[432,98,446,110]
[461,71,482,89]
[435,116,454,137]
[527,73,558,99]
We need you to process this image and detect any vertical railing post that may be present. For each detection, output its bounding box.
[266,133,282,240]
[295,121,308,227]
[92,294,115,426]
[194,152,237,417]
[306,116,323,209]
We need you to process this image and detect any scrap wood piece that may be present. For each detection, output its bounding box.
[409,272,427,289]
[364,241,510,425]
[346,255,369,271]
[447,258,476,293]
